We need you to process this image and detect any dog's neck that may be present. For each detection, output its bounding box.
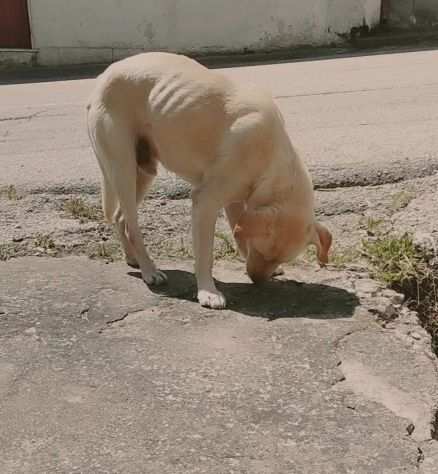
[247,137,314,213]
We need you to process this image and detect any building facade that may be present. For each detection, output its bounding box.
[0,1,402,67]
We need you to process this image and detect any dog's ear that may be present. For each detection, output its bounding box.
[233,207,277,240]
[312,222,332,266]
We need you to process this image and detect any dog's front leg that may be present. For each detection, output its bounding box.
[192,190,226,309]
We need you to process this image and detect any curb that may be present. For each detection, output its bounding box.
[1,33,438,84]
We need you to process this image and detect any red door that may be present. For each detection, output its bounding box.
[0,0,32,48]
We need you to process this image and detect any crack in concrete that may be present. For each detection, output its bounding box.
[104,312,129,327]
[333,318,437,445]
[274,82,438,100]
[431,408,438,441]
[0,111,42,123]
[417,446,425,467]
[276,86,396,99]
[333,324,371,349]
[98,309,149,333]
[337,358,432,443]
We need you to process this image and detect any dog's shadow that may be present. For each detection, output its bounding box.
[129,269,359,320]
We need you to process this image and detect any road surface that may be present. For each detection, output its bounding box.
[1,49,438,192]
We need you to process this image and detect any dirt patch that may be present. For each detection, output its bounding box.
[0,191,240,264]
[1,174,437,269]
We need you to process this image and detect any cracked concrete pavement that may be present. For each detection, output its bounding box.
[1,258,437,473]
[2,49,438,473]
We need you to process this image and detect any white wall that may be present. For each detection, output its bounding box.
[416,0,438,21]
[387,0,438,26]
[28,0,381,65]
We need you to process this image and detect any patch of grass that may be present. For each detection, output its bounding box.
[363,233,424,288]
[0,243,16,261]
[214,232,239,260]
[64,197,101,222]
[330,247,361,268]
[303,246,317,261]
[391,189,415,211]
[33,233,56,251]
[363,232,438,354]
[362,216,384,236]
[300,245,360,268]
[88,241,121,262]
[0,185,20,200]
[300,246,320,265]
[167,237,193,259]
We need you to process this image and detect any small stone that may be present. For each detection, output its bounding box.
[14,224,22,229]
[425,348,436,360]
[12,236,24,243]
[399,307,418,325]
[347,264,367,272]
[382,303,397,320]
[413,232,436,256]
[369,297,398,320]
[355,279,380,296]
[406,423,415,436]
[410,331,421,341]
[381,289,405,305]
[24,327,37,336]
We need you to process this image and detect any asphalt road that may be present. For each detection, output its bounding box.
[2,48,438,193]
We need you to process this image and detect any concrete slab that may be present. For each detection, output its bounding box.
[1,257,436,473]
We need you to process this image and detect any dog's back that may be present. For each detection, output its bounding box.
[88,52,283,180]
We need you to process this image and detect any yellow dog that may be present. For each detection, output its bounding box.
[87,52,331,309]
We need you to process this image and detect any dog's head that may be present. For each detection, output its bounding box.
[233,206,332,283]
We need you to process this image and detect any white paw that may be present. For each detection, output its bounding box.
[143,269,168,286]
[197,289,227,309]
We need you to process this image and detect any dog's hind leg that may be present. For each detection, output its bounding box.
[114,170,155,268]
[101,122,166,285]
[101,173,118,223]
[116,148,157,269]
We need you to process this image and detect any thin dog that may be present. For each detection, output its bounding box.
[87,52,332,309]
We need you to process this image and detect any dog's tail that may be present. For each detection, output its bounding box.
[100,172,118,224]
[86,104,119,224]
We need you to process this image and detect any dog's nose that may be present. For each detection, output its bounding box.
[246,252,278,284]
